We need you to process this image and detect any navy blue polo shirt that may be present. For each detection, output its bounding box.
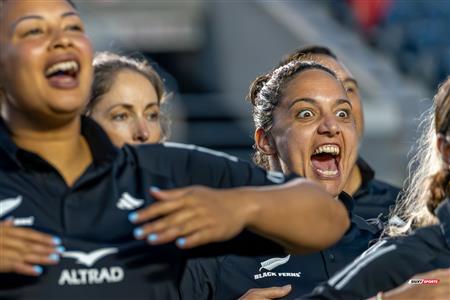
[353,158,401,220]
[0,117,290,300]
[303,198,450,300]
[180,193,382,300]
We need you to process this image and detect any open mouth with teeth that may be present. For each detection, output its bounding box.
[45,60,80,89]
[310,144,341,179]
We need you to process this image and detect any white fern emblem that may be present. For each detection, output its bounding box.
[259,255,291,271]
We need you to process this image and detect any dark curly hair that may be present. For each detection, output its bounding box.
[247,58,336,169]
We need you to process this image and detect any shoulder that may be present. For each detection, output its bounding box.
[306,226,447,299]
[368,179,401,196]
[123,142,285,188]
[328,229,440,288]
[129,142,241,165]
[354,178,401,219]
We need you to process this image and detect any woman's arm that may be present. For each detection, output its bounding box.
[129,178,349,253]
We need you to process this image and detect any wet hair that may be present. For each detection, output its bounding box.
[278,45,338,67]
[387,77,450,236]
[85,52,170,141]
[247,59,337,169]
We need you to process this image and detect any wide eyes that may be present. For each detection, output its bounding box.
[297,109,314,119]
[295,108,351,120]
[336,109,349,118]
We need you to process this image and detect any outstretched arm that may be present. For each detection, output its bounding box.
[129,178,349,253]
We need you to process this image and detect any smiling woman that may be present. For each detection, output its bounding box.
[0,1,349,299]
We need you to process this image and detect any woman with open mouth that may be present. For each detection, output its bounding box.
[181,55,381,300]
[299,77,450,300]
[0,0,352,299]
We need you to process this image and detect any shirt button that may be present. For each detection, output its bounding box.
[329,254,336,262]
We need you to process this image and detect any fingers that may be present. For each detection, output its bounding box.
[135,207,198,237]
[2,225,60,247]
[149,186,188,200]
[0,225,63,276]
[129,193,188,224]
[238,285,292,300]
[11,263,43,277]
[2,248,59,266]
[175,227,216,249]
[1,226,62,256]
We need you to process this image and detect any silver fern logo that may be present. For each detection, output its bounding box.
[259,255,291,271]
[116,193,144,210]
[0,195,23,218]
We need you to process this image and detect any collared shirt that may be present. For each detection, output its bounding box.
[303,198,450,300]
[180,194,382,300]
[0,117,288,300]
[353,158,401,220]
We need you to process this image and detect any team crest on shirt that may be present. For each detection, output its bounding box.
[0,195,35,226]
[253,255,302,280]
[0,195,23,217]
[58,247,124,286]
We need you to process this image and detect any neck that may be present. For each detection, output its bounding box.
[5,114,92,187]
[343,164,362,196]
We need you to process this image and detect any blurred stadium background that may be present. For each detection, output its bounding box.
[74,0,450,186]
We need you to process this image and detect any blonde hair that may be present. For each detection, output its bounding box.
[86,51,170,141]
[387,77,450,236]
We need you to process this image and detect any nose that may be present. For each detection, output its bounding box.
[132,118,150,143]
[48,29,73,50]
[317,115,341,137]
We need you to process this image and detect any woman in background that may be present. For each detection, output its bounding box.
[85,52,169,146]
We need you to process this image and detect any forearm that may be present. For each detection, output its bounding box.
[233,178,350,253]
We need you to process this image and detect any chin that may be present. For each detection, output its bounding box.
[321,181,341,197]
[50,96,85,113]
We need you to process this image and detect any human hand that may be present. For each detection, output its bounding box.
[0,218,64,276]
[238,285,292,300]
[129,186,250,249]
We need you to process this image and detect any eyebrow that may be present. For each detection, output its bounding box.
[336,98,353,108]
[107,102,158,112]
[11,11,80,31]
[288,98,317,109]
[288,98,353,109]
[343,78,359,88]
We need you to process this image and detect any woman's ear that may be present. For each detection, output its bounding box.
[437,133,450,166]
[254,127,277,155]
